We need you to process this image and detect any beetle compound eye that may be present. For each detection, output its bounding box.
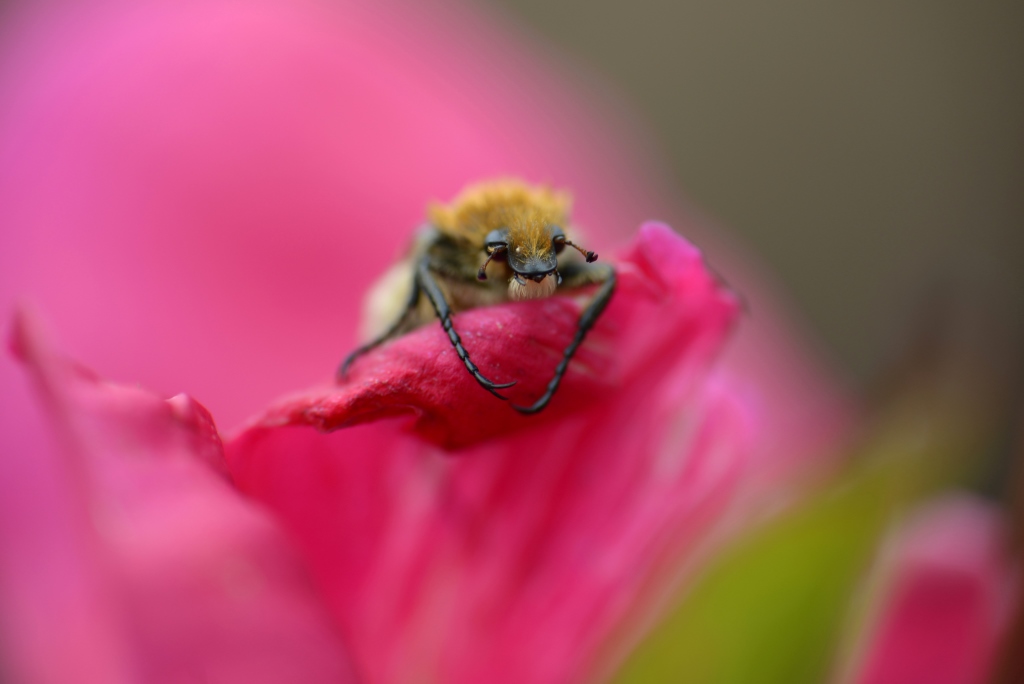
[550,226,567,254]
[484,227,510,249]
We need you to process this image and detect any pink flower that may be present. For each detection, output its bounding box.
[9,219,767,683]
[0,0,866,681]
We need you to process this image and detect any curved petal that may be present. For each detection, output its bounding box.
[238,223,739,449]
[852,496,1012,684]
[2,312,356,684]
[226,225,752,683]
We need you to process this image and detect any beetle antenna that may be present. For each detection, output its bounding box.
[477,248,504,280]
[563,240,598,263]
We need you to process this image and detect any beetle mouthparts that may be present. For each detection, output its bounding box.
[508,271,558,301]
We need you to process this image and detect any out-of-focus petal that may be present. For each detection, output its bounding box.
[852,496,1012,684]
[1,312,356,684]
[226,225,752,683]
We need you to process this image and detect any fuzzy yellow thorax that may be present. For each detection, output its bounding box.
[428,180,571,259]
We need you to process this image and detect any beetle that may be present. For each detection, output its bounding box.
[338,179,615,414]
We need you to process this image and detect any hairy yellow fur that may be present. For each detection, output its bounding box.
[428,180,571,259]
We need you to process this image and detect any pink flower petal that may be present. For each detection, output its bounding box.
[853,496,1013,684]
[2,312,356,684]
[241,223,739,449]
[226,225,752,683]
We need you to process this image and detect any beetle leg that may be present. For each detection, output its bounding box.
[513,263,616,414]
[416,258,516,399]
[337,277,421,380]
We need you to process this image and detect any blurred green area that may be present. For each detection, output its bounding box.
[490,0,1024,393]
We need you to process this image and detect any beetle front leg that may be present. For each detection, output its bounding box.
[337,277,421,380]
[416,258,516,399]
[513,263,616,414]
